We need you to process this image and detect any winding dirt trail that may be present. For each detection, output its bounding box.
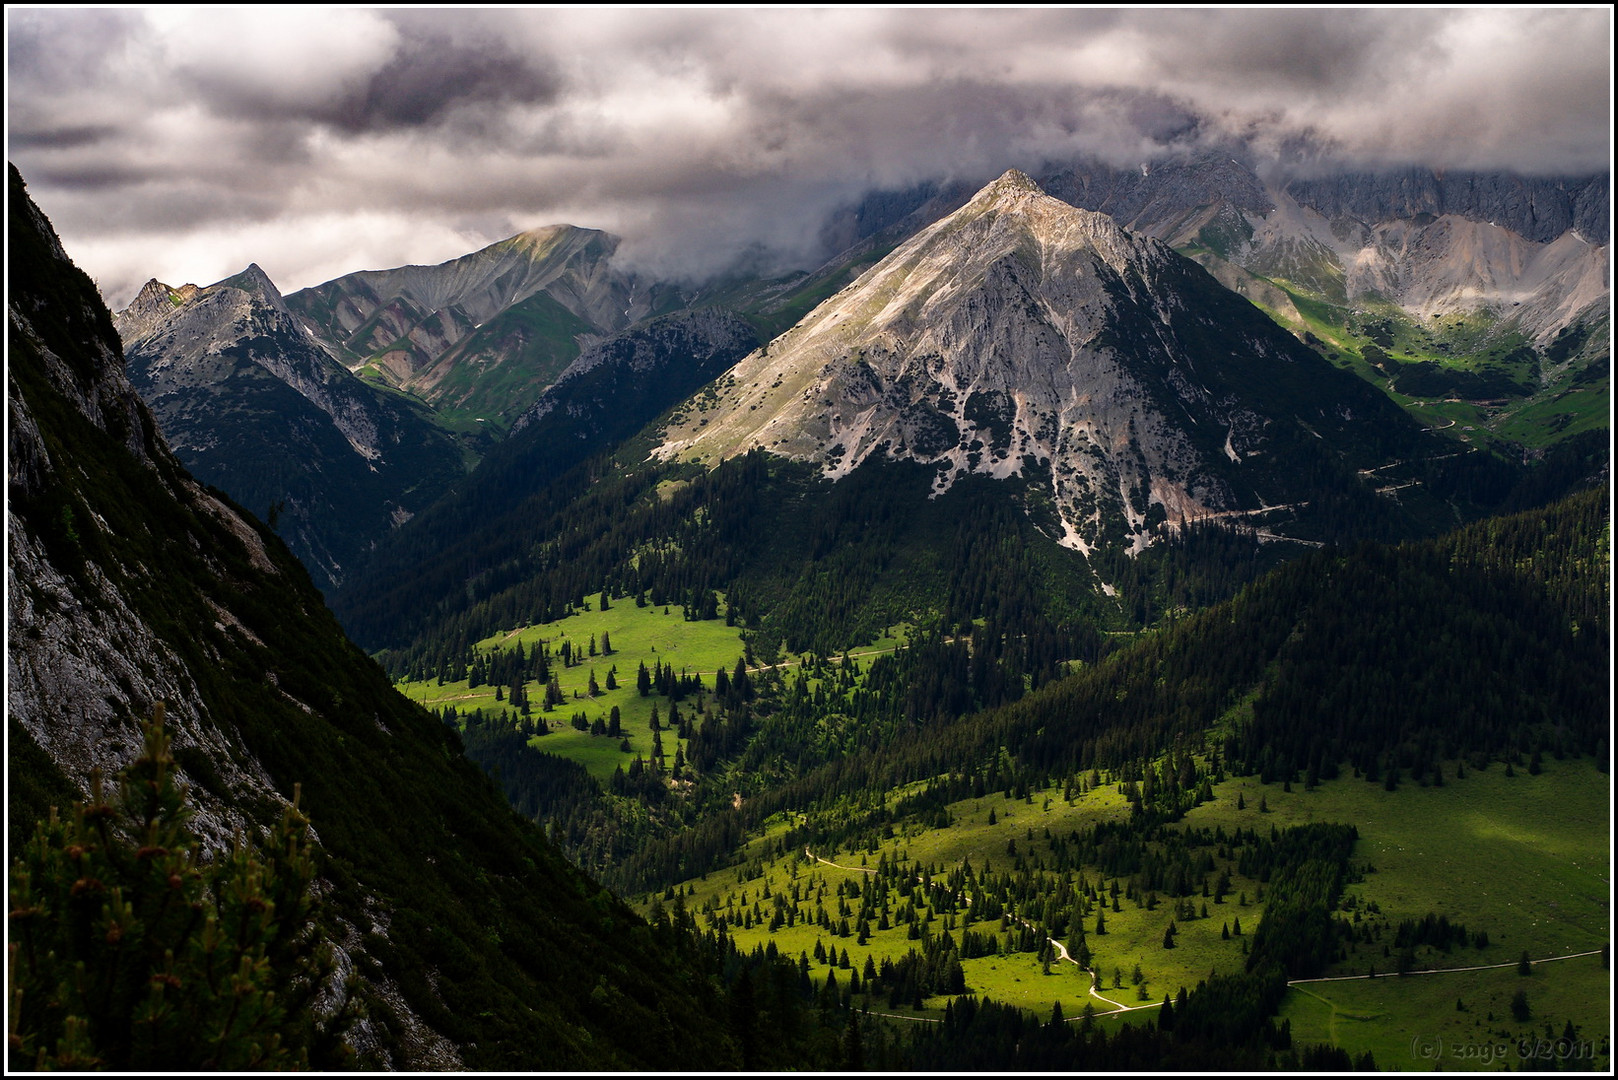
[803,848,1160,1021]
[797,849,1603,1026]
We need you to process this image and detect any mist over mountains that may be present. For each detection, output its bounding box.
[105,147,1607,615]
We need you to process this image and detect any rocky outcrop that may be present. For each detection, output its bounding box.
[10,162,738,1073]
[9,165,287,847]
[1045,154,1275,234]
[1283,169,1609,247]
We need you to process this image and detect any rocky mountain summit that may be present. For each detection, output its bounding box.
[658,170,1427,555]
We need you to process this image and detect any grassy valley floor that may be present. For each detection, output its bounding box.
[641,751,1609,1067]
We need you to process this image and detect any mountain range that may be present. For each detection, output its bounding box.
[9,145,1609,1070]
[111,154,1607,605]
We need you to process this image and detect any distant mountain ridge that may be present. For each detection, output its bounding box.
[284,225,684,430]
[110,153,1605,612]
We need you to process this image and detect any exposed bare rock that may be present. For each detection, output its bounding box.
[13,161,738,1073]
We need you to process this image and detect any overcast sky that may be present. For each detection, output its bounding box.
[8,7,1612,308]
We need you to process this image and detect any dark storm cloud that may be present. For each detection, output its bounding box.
[1128,8,1434,96]
[25,161,157,192]
[339,36,558,133]
[5,8,1608,308]
[177,19,561,136]
[5,7,142,87]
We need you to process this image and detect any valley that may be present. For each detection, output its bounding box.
[11,143,1608,1071]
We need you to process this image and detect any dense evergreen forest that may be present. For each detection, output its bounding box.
[330,375,1605,1070]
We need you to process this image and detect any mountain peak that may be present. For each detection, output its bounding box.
[955,169,1052,218]
[503,223,616,257]
[113,278,182,344]
[132,276,174,303]
[984,168,1044,198]
[951,168,1131,260]
[658,165,1423,555]
[216,262,288,311]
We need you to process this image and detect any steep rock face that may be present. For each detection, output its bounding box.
[1350,214,1608,332]
[9,176,285,850]
[1045,155,1276,236]
[117,266,464,591]
[286,226,680,428]
[1216,184,1610,345]
[8,163,735,1073]
[1283,168,1609,247]
[659,171,1424,554]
